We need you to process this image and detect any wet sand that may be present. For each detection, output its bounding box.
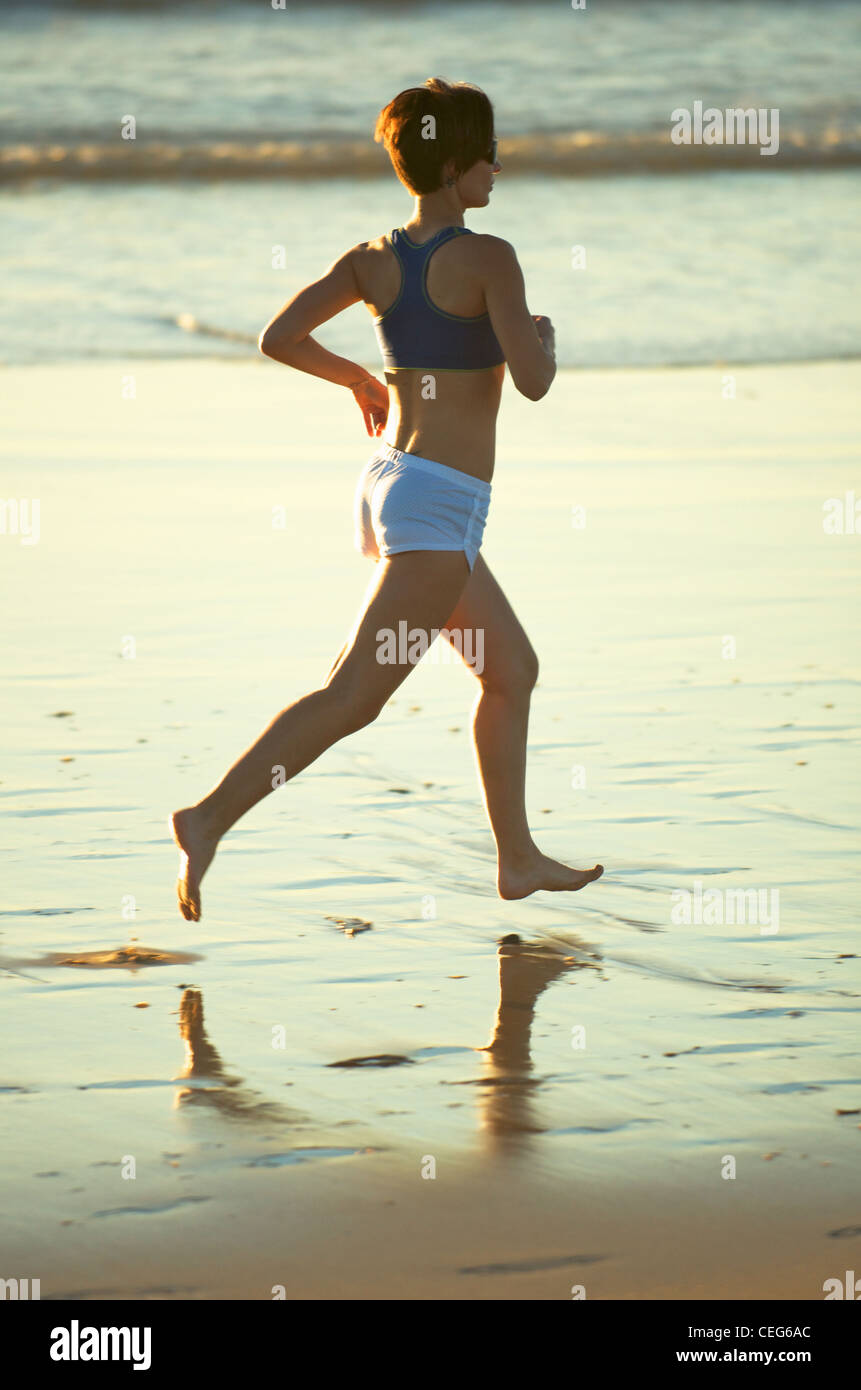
[1,359,859,1299]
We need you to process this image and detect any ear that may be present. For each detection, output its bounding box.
[440,157,458,187]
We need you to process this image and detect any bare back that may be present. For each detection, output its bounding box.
[352,232,505,481]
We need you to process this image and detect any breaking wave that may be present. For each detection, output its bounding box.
[3,126,860,183]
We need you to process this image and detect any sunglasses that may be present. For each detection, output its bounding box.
[485,137,498,165]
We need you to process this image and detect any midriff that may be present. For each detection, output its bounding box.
[381,363,505,483]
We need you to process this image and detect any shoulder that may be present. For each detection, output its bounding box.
[321,239,391,296]
[463,234,522,287]
[464,233,519,268]
[341,236,399,306]
[343,234,394,274]
[325,237,389,271]
[350,234,392,260]
[466,233,514,252]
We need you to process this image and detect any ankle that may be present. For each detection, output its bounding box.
[191,799,223,838]
[498,842,538,870]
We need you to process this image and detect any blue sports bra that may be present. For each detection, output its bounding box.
[373,225,506,372]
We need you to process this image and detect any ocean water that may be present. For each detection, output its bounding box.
[2,0,860,366]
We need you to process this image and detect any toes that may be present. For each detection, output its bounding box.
[177,883,198,921]
[570,865,602,890]
[176,870,202,921]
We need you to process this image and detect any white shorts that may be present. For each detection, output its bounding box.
[353,443,491,572]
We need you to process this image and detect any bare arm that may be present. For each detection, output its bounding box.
[258,246,388,435]
[479,237,556,401]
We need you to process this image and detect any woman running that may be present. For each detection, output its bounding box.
[170,77,603,921]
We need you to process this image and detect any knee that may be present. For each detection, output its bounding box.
[481,645,539,699]
[521,645,540,692]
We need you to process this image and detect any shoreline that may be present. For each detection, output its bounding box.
[4,351,860,372]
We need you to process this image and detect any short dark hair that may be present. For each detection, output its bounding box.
[374,77,494,195]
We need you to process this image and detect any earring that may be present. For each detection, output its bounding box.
[446,177,455,187]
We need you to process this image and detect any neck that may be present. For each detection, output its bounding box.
[408,187,465,235]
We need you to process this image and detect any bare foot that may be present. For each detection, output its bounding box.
[497,850,603,901]
[169,807,219,921]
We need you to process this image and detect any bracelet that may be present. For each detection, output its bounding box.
[348,375,373,391]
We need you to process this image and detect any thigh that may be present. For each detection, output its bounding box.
[326,550,472,709]
[441,554,538,690]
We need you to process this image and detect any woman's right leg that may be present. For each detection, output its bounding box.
[170,549,471,920]
[442,556,603,899]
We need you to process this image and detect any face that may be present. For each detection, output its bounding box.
[450,136,500,208]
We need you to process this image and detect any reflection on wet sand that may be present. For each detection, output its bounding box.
[475,933,601,1152]
[173,988,288,1121]
[172,937,601,1145]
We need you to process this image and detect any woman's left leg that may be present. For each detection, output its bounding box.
[442,555,603,899]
